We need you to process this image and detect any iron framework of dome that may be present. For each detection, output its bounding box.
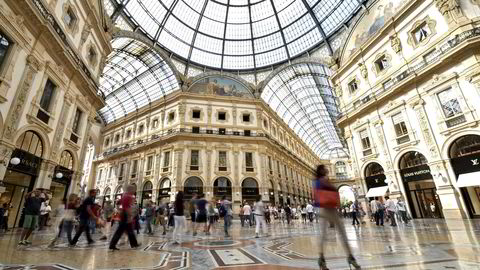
[105,0,365,71]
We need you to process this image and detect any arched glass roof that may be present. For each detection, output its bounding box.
[261,62,347,159]
[98,37,179,123]
[108,0,364,71]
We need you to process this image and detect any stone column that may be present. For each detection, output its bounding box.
[173,148,184,187]
[50,93,73,161]
[35,160,56,190]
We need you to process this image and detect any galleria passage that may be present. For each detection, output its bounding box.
[1,0,480,269]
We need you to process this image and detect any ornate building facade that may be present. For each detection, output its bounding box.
[0,0,110,227]
[332,0,480,219]
[93,74,320,211]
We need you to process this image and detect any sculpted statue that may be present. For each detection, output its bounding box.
[390,35,402,54]
[434,0,466,25]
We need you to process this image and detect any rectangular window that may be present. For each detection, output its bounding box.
[192,110,201,119]
[284,165,288,179]
[244,130,251,136]
[39,79,56,112]
[348,80,358,93]
[218,151,227,171]
[219,128,226,135]
[277,160,281,177]
[0,31,12,70]
[243,114,250,122]
[126,129,131,139]
[72,108,83,134]
[392,113,410,144]
[118,163,125,180]
[138,124,144,134]
[360,129,372,156]
[375,55,389,72]
[190,150,199,170]
[114,134,120,143]
[152,119,158,128]
[168,112,175,122]
[146,155,154,175]
[268,156,272,173]
[163,151,170,171]
[437,88,466,128]
[414,22,430,43]
[192,126,200,133]
[245,152,254,171]
[97,169,103,181]
[64,7,77,28]
[218,112,226,120]
[108,167,113,178]
[131,160,138,178]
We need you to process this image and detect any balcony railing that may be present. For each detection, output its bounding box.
[339,28,480,120]
[95,128,314,168]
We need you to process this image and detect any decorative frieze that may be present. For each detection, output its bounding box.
[434,0,467,26]
[411,100,439,159]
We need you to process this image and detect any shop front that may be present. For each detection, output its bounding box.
[241,177,259,205]
[50,151,75,212]
[399,151,443,219]
[0,131,46,228]
[213,177,232,201]
[449,135,480,218]
[157,178,171,204]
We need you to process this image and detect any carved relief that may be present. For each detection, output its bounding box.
[390,34,402,54]
[80,24,91,48]
[413,103,439,159]
[374,122,393,170]
[62,1,80,36]
[434,0,467,26]
[358,63,368,79]
[3,55,42,140]
[50,96,72,160]
[334,83,343,98]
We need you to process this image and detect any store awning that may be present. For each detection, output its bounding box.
[366,186,389,198]
[457,171,480,187]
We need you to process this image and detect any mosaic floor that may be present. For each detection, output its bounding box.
[1,218,480,269]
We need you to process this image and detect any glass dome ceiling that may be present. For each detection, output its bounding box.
[109,0,364,71]
[262,62,347,159]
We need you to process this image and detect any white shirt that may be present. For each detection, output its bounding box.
[385,199,396,212]
[396,201,406,211]
[370,200,378,213]
[306,204,314,213]
[254,201,264,215]
[243,204,251,215]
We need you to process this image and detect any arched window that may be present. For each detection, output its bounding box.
[185,177,203,187]
[143,181,153,191]
[364,162,384,177]
[59,150,74,170]
[242,178,258,188]
[104,187,111,196]
[214,177,231,187]
[399,151,428,169]
[335,161,347,178]
[449,135,480,158]
[161,179,171,189]
[16,130,43,157]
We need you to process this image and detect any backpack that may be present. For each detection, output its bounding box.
[219,204,227,217]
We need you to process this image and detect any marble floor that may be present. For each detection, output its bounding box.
[1,217,480,270]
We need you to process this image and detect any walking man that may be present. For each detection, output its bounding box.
[70,189,99,246]
[19,189,47,245]
[221,196,232,237]
[351,200,360,226]
[385,196,397,226]
[370,198,378,225]
[242,203,252,227]
[396,197,409,225]
[109,185,140,250]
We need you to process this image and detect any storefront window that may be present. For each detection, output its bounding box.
[0,31,12,69]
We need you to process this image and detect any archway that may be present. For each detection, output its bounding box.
[184,176,203,200]
[2,130,44,228]
[241,177,259,205]
[278,183,284,206]
[51,150,75,211]
[364,162,388,199]
[213,177,232,201]
[448,135,480,218]
[158,178,171,203]
[103,187,111,207]
[141,181,153,208]
[335,161,348,179]
[399,151,442,219]
[339,185,355,207]
[268,180,275,205]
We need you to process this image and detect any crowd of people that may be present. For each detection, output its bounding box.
[7,164,430,269]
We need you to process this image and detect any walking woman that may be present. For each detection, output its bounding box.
[314,165,361,270]
[172,191,186,244]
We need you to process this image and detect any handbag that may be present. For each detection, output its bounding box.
[314,189,340,209]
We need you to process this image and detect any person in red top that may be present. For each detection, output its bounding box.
[109,184,140,251]
[314,165,361,270]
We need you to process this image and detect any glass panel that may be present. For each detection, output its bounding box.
[0,31,11,68]
[40,79,56,112]
[191,150,199,166]
[437,88,462,118]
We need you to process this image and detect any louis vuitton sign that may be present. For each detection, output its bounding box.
[450,153,480,176]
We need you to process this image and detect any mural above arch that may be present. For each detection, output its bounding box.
[188,76,254,98]
[343,0,408,61]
